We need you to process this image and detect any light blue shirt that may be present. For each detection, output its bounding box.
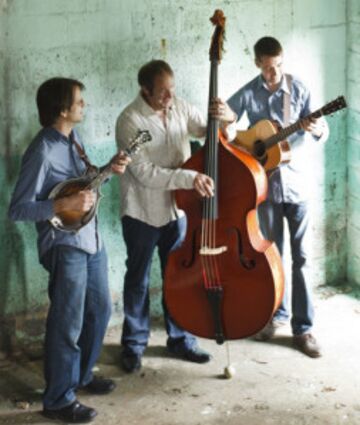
[227,74,328,203]
[8,127,101,259]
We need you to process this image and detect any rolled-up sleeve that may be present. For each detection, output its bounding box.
[116,112,197,190]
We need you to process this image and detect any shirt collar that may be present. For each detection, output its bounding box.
[256,74,290,95]
[135,92,177,117]
[45,126,74,144]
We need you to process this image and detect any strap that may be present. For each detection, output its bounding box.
[283,74,292,126]
[70,132,98,174]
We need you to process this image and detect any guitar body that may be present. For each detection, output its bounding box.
[234,120,291,171]
[48,175,100,232]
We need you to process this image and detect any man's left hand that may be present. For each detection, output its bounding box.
[300,117,323,138]
[111,151,131,175]
[209,98,237,123]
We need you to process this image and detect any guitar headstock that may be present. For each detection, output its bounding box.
[126,130,152,156]
[209,10,226,63]
[322,96,347,116]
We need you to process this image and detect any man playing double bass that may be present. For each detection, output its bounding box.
[115,60,236,373]
[216,36,329,358]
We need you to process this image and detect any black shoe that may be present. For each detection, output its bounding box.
[120,352,142,373]
[168,345,212,364]
[81,376,116,395]
[42,400,97,423]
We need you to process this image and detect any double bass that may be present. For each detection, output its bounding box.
[164,10,284,344]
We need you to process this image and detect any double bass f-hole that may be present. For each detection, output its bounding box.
[227,226,256,270]
[182,224,256,271]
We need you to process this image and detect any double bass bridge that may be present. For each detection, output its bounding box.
[199,246,228,255]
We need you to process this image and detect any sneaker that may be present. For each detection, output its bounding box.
[293,333,322,358]
[254,319,286,341]
[42,400,97,423]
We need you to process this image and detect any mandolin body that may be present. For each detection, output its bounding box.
[48,175,100,232]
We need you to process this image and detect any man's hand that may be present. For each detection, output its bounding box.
[209,98,237,123]
[54,190,96,213]
[300,117,324,138]
[110,151,132,175]
[193,173,214,197]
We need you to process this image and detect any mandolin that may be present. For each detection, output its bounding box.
[234,95,347,170]
[48,130,151,232]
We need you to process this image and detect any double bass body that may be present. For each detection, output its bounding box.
[164,138,284,342]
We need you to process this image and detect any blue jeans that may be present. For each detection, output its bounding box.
[121,215,196,355]
[258,201,314,335]
[41,245,111,410]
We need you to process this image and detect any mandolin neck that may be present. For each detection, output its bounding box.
[87,162,113,191]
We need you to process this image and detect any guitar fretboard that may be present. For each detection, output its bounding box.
[265,109,324,149]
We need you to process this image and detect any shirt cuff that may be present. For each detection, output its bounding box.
[222,121,237,142]
[177,169,198,189]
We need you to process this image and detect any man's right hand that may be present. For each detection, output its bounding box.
[193,173,214,197]
[54,190,96,213]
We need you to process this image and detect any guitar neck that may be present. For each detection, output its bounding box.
[265,108,324,149]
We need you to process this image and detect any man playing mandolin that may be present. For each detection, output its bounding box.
[8,77,130,423]
[215,36,329,358]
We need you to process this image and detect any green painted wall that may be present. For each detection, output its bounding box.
[0,0,351,348]
[347,0,360,286]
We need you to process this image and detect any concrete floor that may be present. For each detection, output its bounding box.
[0,287,359,425]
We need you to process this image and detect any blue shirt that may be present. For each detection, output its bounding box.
[227,74,328,203]
[8,127,101,259]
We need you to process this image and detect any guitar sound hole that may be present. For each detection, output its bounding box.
[253,140,267,164]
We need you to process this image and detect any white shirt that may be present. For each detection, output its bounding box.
[115,93,206,227]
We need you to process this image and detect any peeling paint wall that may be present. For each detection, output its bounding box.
[0,0,349,349]
[347,0,360,286]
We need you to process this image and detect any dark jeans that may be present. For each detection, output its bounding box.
[41,245,111,410]
[258,200,314,335]
[121,215,196,355]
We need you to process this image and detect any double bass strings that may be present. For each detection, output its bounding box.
[201,63,222,291]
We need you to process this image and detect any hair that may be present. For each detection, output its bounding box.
[254,37,283,61]
[137,60,173,94]
[36,77,85,127]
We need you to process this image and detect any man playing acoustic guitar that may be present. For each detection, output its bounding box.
[215,36,329,358]
[8,78,130,423]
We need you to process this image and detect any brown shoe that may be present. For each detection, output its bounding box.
[254,319,286,341]
[293,333,322,358]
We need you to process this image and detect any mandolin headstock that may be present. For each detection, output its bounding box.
[126,130,152,157]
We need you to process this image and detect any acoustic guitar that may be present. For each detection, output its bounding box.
[234,96,347,171]
[48,129,151,232]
